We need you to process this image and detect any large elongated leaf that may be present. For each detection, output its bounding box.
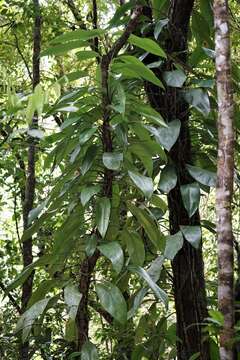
[79,127,97,145]
[98,242,124,273]
[128,34,166,58]
[164,231,184,260]
[124,230,145,266]
[81,341,99,360]
[180,182,200,217]
[15,299,49,342]
[128,171,154,199]
[186,164,216,187]
[118,56,164,88]
[128,266,168,308]
[41,40,86,56]
[95,198,111,238]
[51,29,105,44]
[64,284,82,320]
[158,165,177,193]
[180,225,202,249]
[81,185,101,207]
[96,282,127,324]
[81,145,98,175]
[128,203,164,251]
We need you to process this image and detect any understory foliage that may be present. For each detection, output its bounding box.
[0,0,239,359]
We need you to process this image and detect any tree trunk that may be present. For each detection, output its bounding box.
[144,1,210,358]
[20,1,41,359]
[214,1,235,359]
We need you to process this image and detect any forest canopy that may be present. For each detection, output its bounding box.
[0,0,239,359]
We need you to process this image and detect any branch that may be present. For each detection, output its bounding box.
[0,282,21,314]
[13,33,33,82]
[63,0,87,29]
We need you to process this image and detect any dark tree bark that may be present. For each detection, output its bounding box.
[214,1,235,359]
[20,1,41,359]
[144,1,210,359]
[75,6,143,351]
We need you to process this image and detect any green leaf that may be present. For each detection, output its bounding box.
[118,56,164,88]
[189,353,201,360]
[76,50,99,61]
[183,88,210,117]
[111,82,126,114]
[58,70,88,84]
[180,182,200,217]
[180,225,201,249]
[164,231,184,260]
[81,145,98,175]
[81,341,99,360]
[15,299,49,342]
[103,152,123,170]
[154,18,169,40]
[128,34,166,58]
[95,198,111,238]
[129,143,153,176]
[133,103,166,127]
[128,266,168,308]
[124,230,145,266]
[98,242,124,273]
[85,235,98,257]
[128,171,154,199]
[158,165,177,193]
[41,40,86,56]
[79,127,97,145]
[28,199,48,225]
[64,284,82,320]
[163,70,186,88]
[51,28,105,44]
[128,203,164,251]
[147,119,181,151]
[80,185,101,207]
[96,282,127,324]
[186,164,216,187]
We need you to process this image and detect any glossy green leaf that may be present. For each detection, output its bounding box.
[81,145,98,175]
[118,55,164,88]
[64,284,82,320]
[81,341,99,360]
[163,70,186,88]
[79,127,97,145]
[158,165,177,193]
[96,282,127,324]
[85,235,98,257]
[51,29,105,44]
[103,152,123,170]
[183,88,210,117]
[95,198,111,238]
[128,171,154,199]
[164,231,184,260]
[147,119,181,151]
[80,185,101,207]
[133,103,166,127]
[154,18,169,39]
[128,266,168,308]
[76,50,99,61]
[186,164,216,187]
[15,299,49,342]
[180,182,200,217]
[111,82,126,114]
[180,226,201,249]
[98,241,124,273]
[128,34,166,58]
[41,40,86,56]
[124,230,145,266]
[128,203,164,251]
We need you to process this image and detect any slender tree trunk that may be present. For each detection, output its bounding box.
[214,1,235,359]
[144,1,210,358]
[20,1,41,359]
